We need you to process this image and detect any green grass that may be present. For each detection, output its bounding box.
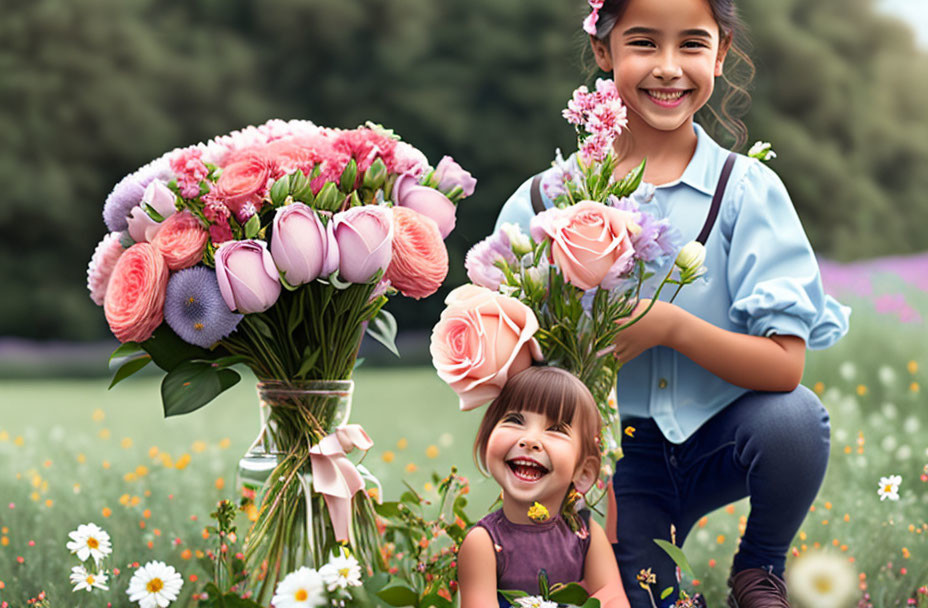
[1,305,927,606]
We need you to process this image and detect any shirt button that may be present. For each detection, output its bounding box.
[658,378,668,389]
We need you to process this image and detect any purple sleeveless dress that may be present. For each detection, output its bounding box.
[475,509,591,595]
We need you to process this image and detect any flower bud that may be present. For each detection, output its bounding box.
[675,241,706,275]
[499,223,533,257]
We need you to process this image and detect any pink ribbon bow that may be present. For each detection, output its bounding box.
[309,424,374,542]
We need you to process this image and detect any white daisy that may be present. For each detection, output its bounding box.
[878,475,902,501]
[126,561,184,608]
[514,596,558,608]
[786,550,857,608]
[70,565,109,592]
[272,566,326,608]
[319,553,363,590]
[66,523,112,565]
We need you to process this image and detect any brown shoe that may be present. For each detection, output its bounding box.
[727,568,791,607]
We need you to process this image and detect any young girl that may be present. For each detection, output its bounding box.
[494,1,851,606]
[457,366,631,608]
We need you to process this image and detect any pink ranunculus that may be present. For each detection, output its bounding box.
[384,206,448,300]
[150,211,209,270]
[271,203,339,285]
[433,156,477,197]
[430,285,543,411]
[87,232,125,306]
[531,201,639,291]
[332,206,393,284]
[215,155,274,221]
[392,174,456,239]
[214,240,281,314]
[103,243,168,343]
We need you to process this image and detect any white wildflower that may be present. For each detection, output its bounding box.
[320,552,363,590]
[786,550,856,608]
[515,596,558,608]
[70,565,109,592]
[272,566,326,608]
[748,141,777,161]
[126,561,183,608]
[66,523,112,566]
[878,475,902,501]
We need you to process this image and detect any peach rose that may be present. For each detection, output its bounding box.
[104,243,169,343]
[430,285,543,410]
[151,211,209,270]
[530,201,639,291]
[384,206,449,300]
[215,155,273,220]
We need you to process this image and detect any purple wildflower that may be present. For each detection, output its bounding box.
[465,229,518,291]
[164,267,242,348]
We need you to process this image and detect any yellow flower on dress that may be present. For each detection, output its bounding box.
[637,567,657,589]
[624,426,636,438]
[527,502,549,523]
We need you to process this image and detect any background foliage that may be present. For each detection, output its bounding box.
[1,0,927,340]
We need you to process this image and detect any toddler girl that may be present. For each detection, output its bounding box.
[457,366,630,608]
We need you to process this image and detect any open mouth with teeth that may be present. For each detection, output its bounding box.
[643,89,692,106]
[506,458,550,482]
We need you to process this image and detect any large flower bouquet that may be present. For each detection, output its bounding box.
[432,79,706,493]
[86,119,476,599]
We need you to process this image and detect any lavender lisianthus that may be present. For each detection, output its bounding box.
[164,267,243,348]
[464,229,518,291]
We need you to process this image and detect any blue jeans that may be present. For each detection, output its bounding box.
[612,386,830,607]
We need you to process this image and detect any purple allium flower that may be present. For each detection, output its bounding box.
[465,230,518,291]
[164,267,242,348]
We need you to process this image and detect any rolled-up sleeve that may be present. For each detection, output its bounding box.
[725,160,851,350]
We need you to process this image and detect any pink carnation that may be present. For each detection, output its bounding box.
[334,127,398,176]
[87,232,125,306]
[203,198,234,245]
[170,147,210,199]
[104,243,169,343]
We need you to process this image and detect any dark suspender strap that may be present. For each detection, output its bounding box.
[696,152,737,245]
[530,174,546,214]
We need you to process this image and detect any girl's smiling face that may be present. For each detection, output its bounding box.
[592,0,731,134]
[485,409,591,522]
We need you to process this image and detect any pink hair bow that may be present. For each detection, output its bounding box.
[583,0,605,36]
[309,424,374,542]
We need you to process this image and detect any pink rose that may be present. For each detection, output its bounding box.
[392,174,456,239]
[530,201,639,291]
[215,155,274,221]
[434,156,477,197]
[271,203,339,285]
[104,243,168,343]
[150,211,209,270]
[332,206,393,284]
[87,232,125,306]
[384,206,448,300]
[215,240,281,313]
[430,285,543,411]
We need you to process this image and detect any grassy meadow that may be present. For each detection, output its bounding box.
[1,265,927,606]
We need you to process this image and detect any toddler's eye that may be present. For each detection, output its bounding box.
[502,413,523,424]
[548,422,570,434]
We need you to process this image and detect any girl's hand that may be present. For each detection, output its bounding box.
[613,299,679,364]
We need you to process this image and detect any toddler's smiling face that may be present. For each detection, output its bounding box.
[486,409,584,522]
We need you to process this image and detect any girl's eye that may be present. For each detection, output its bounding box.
[682,40,709,49]
[628,39,655,48]
[502,413,523,424]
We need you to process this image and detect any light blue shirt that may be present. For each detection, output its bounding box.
[494,123,851,444]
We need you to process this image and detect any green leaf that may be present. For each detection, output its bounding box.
[161,361,240,417]
[374,501,402,518]
[270,175,290,206]
[246,316,275,341]
[499,590,530,603]
[660,586,675,600]
[538,569,550,599]
[109,341,143,364]
[296,347,320,378]
[419,592,453,608]
[287,294,305,336]
[143,203,166,222]
[244,212,261,238]
[549,582,591,605]
[579,599,602,608]
[108,355,152,389]
[654,539,694,578]
[376,581,419,607]
[340,158,358,192]
[366,308,399,356]
[141,325,211,372]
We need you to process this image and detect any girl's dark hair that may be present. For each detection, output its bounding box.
[473,366,602,475]
[585,0,755,151]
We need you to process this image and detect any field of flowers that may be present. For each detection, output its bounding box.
[0,254,926,607]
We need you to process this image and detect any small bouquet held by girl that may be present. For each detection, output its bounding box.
[86,118,476,600]
[455,78,706,480]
